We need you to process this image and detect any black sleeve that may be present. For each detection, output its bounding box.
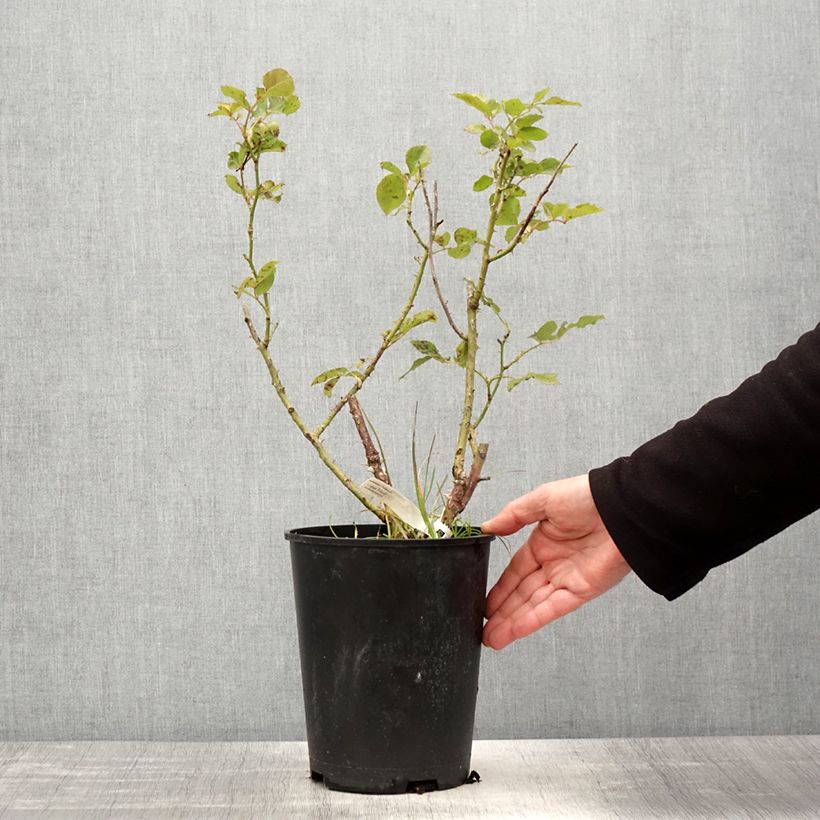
[587,322,820,601]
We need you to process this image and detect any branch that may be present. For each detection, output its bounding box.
[241,303,385,519]
[420,180,466,341]
[472,328,511,431]
[314,193,431,439]
[461,442,489,511]
[347,396,390,484]
[489,142,578,263]
[405,180,426,247]
[443,148,511,526]
[446,442,489,521]
[359,401,392,485]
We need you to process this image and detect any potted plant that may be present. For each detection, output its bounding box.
[210,68,603,794]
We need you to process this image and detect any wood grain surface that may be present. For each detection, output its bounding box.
[0,736,818,818]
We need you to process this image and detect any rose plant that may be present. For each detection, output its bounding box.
[210,67,603,538]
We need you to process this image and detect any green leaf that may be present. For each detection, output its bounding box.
[405,144,432,173]
[452,92,494,118]
[566,203,603,219]
[380,160,403,175]
[495,195,521,226]
[507,372,560,391]
[573,314,606,329]
[258,93,288,115]
[533,87,551,103]
[454,340,468,367]
[480,291,502,316]
[259,137,287,154]
[473,175,493,192]
[411,339,444,359]
[282,94,300,115]
[544,96,581,106]
[227,146,248,170]
[323,377,341,397]
[480,129,500,149]
[530,314,605,342]
[255,180,283,201]
[220,85,248,107]
[540,157,561,172]
[376,174,407,215]
[530,320,558,342]
[544,201,569,219]
[251,98,268,118]
[506,136,535,152]
[393,309,437,342]
[448,243,472,259]
[311,366,351,387]
[518,126,548,141]
[454,227,478,245]
[233,276,254,297]
[503,98,526,116]
[504,225,519,242]
[464,123,486,135]
[262,68,295,96]
[259,126,286,153]
[434,231,450,246]
[399,356,433,380]
[254,261,278,296]
[516,113,543,128]
[224,174,245,195]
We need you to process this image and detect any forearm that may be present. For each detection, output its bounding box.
[589,321,820,600]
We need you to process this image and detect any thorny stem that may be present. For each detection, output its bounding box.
[441,149,511,524]
[359,403,392,485]
[473,327,512,430]
[233,117,384,519]
[420,180,466,341]
[314,187,430,439]
[440,143,581,523]
[241,303,384,518]
[489,143,577,263]
[347,395,390,484]
[472,332,548,431]
[461,442,489,511]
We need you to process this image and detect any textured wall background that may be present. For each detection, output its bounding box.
[1,0,819,740]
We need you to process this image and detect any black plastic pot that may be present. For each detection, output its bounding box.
[286,523,493,794]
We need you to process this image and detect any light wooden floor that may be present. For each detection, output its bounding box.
[0,737,818,818]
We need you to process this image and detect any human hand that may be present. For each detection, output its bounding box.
[481,474,631,650]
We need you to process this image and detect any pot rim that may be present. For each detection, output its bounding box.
[285,523,494,548]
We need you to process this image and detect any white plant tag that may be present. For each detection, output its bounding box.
[360,477,451,538]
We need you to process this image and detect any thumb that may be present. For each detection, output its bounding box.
[481,483,553,536]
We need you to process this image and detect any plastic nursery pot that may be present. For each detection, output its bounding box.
[286,523,493,795]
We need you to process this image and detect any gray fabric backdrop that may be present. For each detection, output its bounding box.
[1,0,818,741]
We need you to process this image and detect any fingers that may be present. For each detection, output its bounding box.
[491,567,553,621]
[484,578,553,643]
[484,540,540,618]
[483,587,581,650]
[481,483,552,536]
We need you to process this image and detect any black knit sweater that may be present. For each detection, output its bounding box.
[588,322,820,600]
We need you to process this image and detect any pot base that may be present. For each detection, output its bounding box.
[309,764,469,794]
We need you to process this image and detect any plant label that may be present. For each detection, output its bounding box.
[360,478,452,538]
